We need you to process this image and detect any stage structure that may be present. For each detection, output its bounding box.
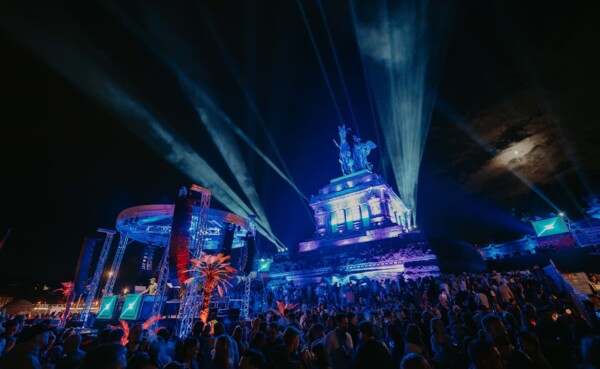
[289,126,439,282]
[80,229,115,326]
[86,185,254,328]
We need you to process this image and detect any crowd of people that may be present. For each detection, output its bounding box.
[1,268,600,369]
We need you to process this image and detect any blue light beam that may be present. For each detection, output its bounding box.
[350,0,453,225]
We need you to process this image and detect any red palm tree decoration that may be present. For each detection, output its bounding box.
[54,281,74,301]
[185,253,237,323]
[272,301,299,317]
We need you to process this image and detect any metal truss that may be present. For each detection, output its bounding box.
[102,234,132,298]
[241,274,253,319]
[148,244,170,329]
[80,229,115,326]
[240,215,256,318]
[178,186,211,339]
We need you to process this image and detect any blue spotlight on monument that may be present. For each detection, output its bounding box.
[300,126,414,252]
[283,127,441,283]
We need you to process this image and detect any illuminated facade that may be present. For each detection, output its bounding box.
[299,169,413,252]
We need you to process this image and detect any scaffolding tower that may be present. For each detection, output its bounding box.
[80,229,115,326]
[178,186,211,339]
[148,244,170,328]
[102,234,132,299]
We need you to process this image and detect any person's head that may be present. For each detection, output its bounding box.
[358,321,375,341]
[259,321,268,333]
[251,317,261,330]
[268,323,279,339]
[214,335,230,359]
[232,325,245,341]
[303,318,314,331]
[405,324,422,345]
[150,278,157,284]
[386,323,402,342]
[250,332,266,349]
[468,339,507,369]
[156,327,170,342]
[213,322,225,337]
[19,323,51,347]
[335,314,348,334]
[283,327,300,351]
[78,343,127,369]
[183,337,199,359]
[164,362,186,369]
[63,334,82,354]
[481,314,509,345]
[239,348,267,369]
[516,331,540,356]
[192,320,204,336]
[99,327,113,344]
[311,343,330,366]
[109,328,125,344]
[308,323,325,342]
[430,318,444,336]
[202,323,212,336]
[502,312,518,330]
[400,353,432,369]
[126,352,159,369]
[347,312,358,325]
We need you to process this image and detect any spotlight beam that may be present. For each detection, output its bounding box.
[101,2,295,248]
[316,0,359,134]
[350,0,451,225]
[191,2,300,182]
[0,5,286,250]
[295,0,344,123]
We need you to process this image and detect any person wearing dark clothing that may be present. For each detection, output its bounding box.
[270,327,308,369]
[353,321,392,369]
[1,323,52,369]
[481,314,530,368]
[55,334,85,369]
[346,313,359,348]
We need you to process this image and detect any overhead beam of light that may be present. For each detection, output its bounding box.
[101,2,291,250]
[191,1,311,213]
[316,0,359,134]
[350,0,452,225]
[0,4,286,251]
[436,98,562,213]
[295,0,345,123]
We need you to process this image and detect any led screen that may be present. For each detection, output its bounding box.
[119,293,143,320]
[97,295,118,320]
[257,259,273,272]
[531,217,569,237]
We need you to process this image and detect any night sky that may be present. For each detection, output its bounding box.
[1,0,599,290]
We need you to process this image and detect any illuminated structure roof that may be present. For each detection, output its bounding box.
[116,204,251,248]
[299,170,413,252]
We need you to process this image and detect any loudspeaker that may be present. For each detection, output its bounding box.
[220,223,235,256]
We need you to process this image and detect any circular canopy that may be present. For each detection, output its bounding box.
[116,204,251,249]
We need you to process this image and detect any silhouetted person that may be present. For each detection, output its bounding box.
[353,321,392,369]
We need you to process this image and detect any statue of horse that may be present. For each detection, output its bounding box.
[333,125,354,175]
